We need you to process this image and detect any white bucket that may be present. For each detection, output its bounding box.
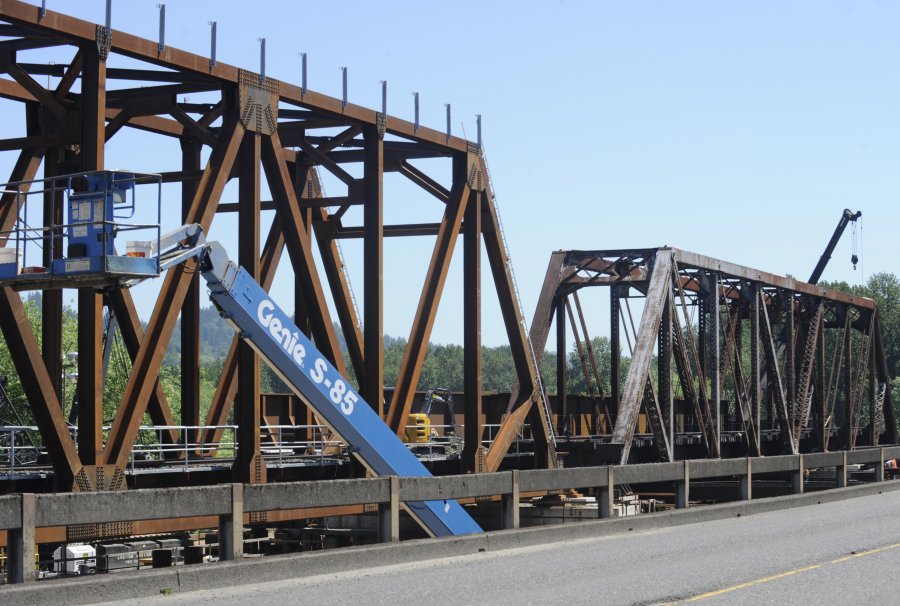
[125,240,152,258]
[0,247,22,273]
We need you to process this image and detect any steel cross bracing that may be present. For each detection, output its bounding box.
[0,1,555,500]
[524,247,897,465]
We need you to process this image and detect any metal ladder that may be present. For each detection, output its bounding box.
[479,149,558,462]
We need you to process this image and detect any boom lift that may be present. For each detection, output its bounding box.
[169,227,482,537]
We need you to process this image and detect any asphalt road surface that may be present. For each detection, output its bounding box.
[98,490,900,606]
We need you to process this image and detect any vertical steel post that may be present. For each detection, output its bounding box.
[157,4,165,52]
[8,493,35,583]
[676,460,690,509]
[463,185,482,471]
[476,114,482,151]
[105,0,112,35]
[501,470,519,529]
[445,103,451,142]
[378,476,399,543]
[259,38,265,82]
[659,284,673,439]
[181,138,202,456]
[380,80,386,117]
[301,52,307,94]
[77,289,103,466]
[610,287,621,417]
[750,282,761,446]
[844,315,853,450]
[78,37,107,472]
[209,22,216,67]
[219,483,243,560]
[708,273,721,444]
[363,124,383,416]
[556,298,567,432]
[42,147,63,406]
[341,67,347,108]
[413,92,419,130]
[235,132,264,484]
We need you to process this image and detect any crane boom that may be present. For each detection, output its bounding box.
[808,209,861,285]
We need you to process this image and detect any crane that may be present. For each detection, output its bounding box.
[808,209,862,285]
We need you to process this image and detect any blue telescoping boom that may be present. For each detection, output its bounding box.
[183,233,482,537]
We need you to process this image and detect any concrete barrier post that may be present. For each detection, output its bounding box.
[8,493,35,584]
[676,460,690,509]
[739,457,752,501]
[219,483,243,561]
[836,450,848,488]
[501,470,520,529]
[378,476,399,543]
[599,466,614,519]
[792,454,804,494]
[875,447,885,483]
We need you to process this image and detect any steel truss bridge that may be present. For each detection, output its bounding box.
[0,1,894,546]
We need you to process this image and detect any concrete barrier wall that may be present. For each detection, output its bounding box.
[1,446,897,531]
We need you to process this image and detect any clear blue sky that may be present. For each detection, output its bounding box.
[1,1,897,350]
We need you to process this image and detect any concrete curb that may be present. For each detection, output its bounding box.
[5,479,900,605]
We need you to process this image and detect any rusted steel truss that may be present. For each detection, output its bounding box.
[528,247,896,465]
[0,2,553,494]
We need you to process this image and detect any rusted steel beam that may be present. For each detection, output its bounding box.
[306,180,365,385]
[611,286,621,411]
[53,50,82,100]
[398,160,450,203]
[103,111,244,470]
[106,287,180,448]
[0,0,472,152]
[573,291,610,418]
[2,53,68,118]
[507,252,567,415]
[329,223,462,239]
[0,75,34,101]
[296,195,360,210]
[363,124,383,416]
[168,104,216,148]
[759,288,796,453]
[203,221,285,452]
[76,37,106,472]
[611,250,673,464]
[556,298,567,434]
[235,131,265,484]
[481,177,553,469]
[260,132,347,375]
[674,249,876,309]
[566,298,602,430]
[104,108,185,139]
[658,282,673,441]
[296,138,355,186]
[0,146,43,246]
[181,137,202,456]
[386,152,471,437]
[462,187,482,472]
[749,281,761,452]
[0,288,80,486]
[41,147,63,405]
[874,314,898,444]
[77,289,103,466]
[318,125,362,153]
